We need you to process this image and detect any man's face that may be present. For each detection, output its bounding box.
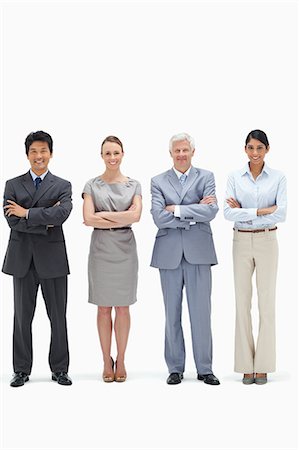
[170,139,195,173]
[27,141,52,175]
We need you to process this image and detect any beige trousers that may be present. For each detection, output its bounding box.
[233,229,278,373]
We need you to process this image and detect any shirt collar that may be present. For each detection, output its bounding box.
[241,162,270,177]
[30,169,49,181]
[173,166,192,179]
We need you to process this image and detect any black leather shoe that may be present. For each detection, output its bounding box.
[52,372,72,386]
[10,372,29,387]
[167,372,183,385]
[197,373,220,385]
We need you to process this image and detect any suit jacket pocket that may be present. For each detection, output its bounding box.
[156,229,168,238]
[198,223,212,234]
[47,227,65,242]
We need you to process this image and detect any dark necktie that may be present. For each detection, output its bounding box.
[35,177,42,189]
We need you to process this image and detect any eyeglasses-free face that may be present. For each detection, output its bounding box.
[245,138,269,166]
[170,139,195,173]
[101,142,124,170]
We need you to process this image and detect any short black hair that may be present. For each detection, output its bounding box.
[25,131,53,155]
[245,130,269,148]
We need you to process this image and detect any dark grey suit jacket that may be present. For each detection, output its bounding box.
[150,166,218,269]
[2,171,72,279]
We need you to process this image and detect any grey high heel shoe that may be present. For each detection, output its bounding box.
[242,374,255,385]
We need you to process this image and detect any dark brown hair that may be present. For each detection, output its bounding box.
[101,136,123,154]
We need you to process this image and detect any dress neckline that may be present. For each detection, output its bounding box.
[98,176,130,185]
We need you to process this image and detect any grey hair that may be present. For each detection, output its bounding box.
[169,133,195,152]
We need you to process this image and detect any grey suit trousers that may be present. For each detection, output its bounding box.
[159,257,212,374]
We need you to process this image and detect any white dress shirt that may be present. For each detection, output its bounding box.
[172,167,196,224]
[223,163,287,229]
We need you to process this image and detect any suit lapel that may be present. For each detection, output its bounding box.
[22,171,36,199]
[180,166,198,201]
[167,169,182,197]
[31,171,55,207]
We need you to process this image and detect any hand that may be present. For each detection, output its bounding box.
[4,200,28,218]
[257,205,277,215]
[165,205,175,213]
[226,197,241,208]
[200,196,217,205]
[267,205,277,214]
[128,204,136,211]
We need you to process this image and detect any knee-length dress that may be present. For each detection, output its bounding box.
[82,177,141,306]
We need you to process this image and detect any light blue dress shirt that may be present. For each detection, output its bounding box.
[30,169,48,183]
[223,163,287,230]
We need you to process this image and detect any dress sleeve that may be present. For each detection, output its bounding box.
[135,181,142,196]
[82,179,92,198]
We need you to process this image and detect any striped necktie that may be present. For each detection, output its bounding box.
[35,177,42,189]
[179,173,187,185]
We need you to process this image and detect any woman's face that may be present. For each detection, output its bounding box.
[101,142,124,170]
[245,138,269,166]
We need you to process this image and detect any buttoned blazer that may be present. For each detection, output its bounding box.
[150,166,218,269]
[2,171,72,278]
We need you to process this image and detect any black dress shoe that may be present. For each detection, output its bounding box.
[52,372,72,386]
[197,373,220,385]
[167,373,183,385]
[10,372,29,387]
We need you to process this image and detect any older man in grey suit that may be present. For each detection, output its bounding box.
[2,131,72,387]
[150,133,220,385]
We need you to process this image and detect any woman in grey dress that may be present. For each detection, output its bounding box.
[82,136,142,382]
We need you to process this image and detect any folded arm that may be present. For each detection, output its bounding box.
[224,174,287,224]
[96,194,142,224]
[83,194,140,228]
[179,173,218,222]
[150,179,190,229]
[26,182,73,226]
[223,175,257,221]
[3,180,47,235]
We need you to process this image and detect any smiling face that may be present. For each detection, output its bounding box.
[245,138,269,167]
[27,141,52,175]
[170,139,195,173]
[101,141,124,170]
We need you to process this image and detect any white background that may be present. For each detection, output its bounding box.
[0,1,298,450]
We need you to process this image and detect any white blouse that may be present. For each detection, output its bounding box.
[223,163,287,230]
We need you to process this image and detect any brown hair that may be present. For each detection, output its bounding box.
[101,136,123,154]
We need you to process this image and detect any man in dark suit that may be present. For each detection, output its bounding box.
[2,131,73,387]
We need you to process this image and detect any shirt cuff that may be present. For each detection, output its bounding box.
[25,209,30,219]
[174,205,180,217]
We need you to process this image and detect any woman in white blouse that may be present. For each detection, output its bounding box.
[224,130,287,385]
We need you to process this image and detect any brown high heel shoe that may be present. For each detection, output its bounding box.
[114,361,127,382]
[102,357,115,383]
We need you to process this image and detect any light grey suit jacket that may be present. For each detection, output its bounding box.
[150,166,218,269]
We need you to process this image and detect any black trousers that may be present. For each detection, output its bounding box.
[12,261,69,374]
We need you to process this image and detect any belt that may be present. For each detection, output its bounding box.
[234,227,277,233]
[94,227,131,231]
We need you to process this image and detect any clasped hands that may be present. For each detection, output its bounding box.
[165,195,216,213]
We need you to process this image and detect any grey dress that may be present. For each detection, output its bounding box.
[83,177,141,306]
